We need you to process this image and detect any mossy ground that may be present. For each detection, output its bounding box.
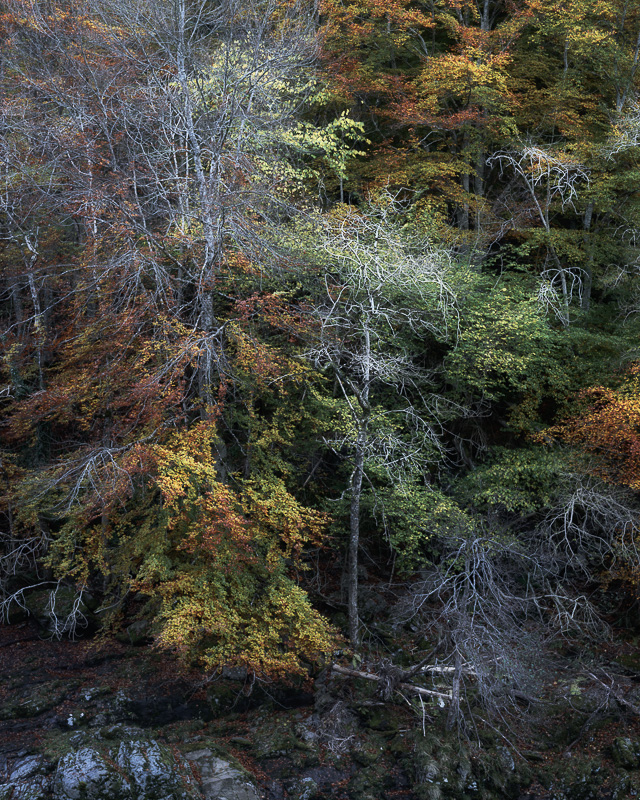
[1,621,640,800]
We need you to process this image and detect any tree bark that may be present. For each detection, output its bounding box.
[582,200,594,311]
[348,425,366,645]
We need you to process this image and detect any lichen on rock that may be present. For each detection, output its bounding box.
[184,749,260,800]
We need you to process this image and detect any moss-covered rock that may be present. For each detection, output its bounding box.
[3,737,261,800]
[0,680,74,720]
[537,755,608,800]
[184,749,260,800]
[24,588,95,635]
[611,736,640,770]
[206,683,244,717]
[352,742,383,766]
[347,759,388,800]
[250,714,303,759]
[114,620,152,646]
[0,755,51,800]
[395,727,535,800]
[285,776,319,800]
[52,747,133,800]
[356,703,399,732]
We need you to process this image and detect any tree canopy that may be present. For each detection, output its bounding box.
[1,0,640,727]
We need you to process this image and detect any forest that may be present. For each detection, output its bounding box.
[1,0,640,748]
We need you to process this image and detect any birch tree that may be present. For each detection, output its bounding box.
[303,203,459,644]
[488,145,590,326]
[3,0,320,401]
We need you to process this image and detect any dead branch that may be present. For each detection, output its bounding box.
[331,663,453,702]
[585,670,640,716]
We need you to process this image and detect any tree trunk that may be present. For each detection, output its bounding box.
[348,425,366,645]
[347,318,371,646]
[582,200,594,311]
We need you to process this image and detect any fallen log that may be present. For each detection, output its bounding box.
[331,663,452,702]
[421,665,476,676]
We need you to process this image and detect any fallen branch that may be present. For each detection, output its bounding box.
[331,663,452,702]
[586,670,640,716]
[421,664,477,676]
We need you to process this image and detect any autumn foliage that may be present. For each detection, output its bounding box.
[2,0,640,693]
[548,367,640,493]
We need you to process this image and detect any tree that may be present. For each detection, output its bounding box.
[488,145,590,325]
[546,364,640,492]
[0,0,346,675]
[299,201,459,644]
[1,0,322,395]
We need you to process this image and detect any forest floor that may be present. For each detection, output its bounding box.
[1,620,640,799]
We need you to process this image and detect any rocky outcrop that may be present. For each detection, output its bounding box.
[611,736,640,770]
[1,742,259,800]
[0,754,49,800]
[53,748,133,800]
[2,630,640,800]
[184,750,260,800]
[116,740,198,799]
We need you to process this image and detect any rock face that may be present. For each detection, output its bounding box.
[185,750,260,800]
[116,740,198,799]
[53,748,133,800]
[2,742,259,800]
[0,754,49,800]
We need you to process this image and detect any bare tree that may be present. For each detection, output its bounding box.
[393,473,640,730]
[488,145,590,325]
[2,0,320,379]
[605,101,640,155]
[538,478,639,575]
[398,523,543,731]
[302,201,459,644]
